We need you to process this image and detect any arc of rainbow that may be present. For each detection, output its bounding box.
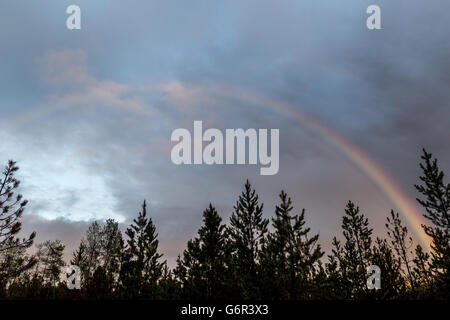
[0,83,431,249]
[209,85,431,249]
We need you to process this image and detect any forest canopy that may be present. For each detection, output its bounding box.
[0,149,448,300]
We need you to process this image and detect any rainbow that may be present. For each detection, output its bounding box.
[210,85,431,249]
[0,82,431,249]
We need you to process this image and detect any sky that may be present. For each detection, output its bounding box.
[1,0,450,266]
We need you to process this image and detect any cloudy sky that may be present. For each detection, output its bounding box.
[1,0,449,265]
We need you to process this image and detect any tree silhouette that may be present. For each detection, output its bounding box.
[100,219,124,281]
[119,200,165,299]
[175,204,232,299]
[371,237,405,299]
[385,210,416,291]
[228,180,269,299]
[70,219,123,294]
[328,201,373,299]
[415,148,450,298]
[259,190,323,299]
[35,240,65,298]
[2,149,450,300]
[0,160,36,294]
[412,244,432,298]
[71,221,103,289]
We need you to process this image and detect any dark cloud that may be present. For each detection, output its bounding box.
[1,1,450,265]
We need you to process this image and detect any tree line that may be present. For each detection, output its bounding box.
[0,149,448,300]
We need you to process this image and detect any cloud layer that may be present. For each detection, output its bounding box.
[1,0,449,265]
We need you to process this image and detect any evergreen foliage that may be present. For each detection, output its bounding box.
[0,150,449,300]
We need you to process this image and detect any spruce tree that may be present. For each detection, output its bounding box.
[228,180,269,299]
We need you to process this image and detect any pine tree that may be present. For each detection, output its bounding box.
[0,160,36,293]
[174,204,232,299]
[228,180,268,299]
[0,246,35,298]
[415,149,450,297]
[120,200,165,299]
[328,201,373,299]
[259,190,323,299]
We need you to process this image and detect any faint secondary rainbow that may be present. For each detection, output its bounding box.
[211,85,431,249]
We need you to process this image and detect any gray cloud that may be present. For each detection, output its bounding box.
[1,1,450,265]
